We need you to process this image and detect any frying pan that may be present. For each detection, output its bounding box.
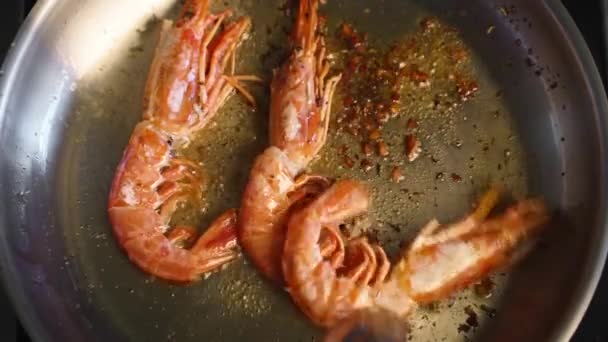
[1,0,607,341]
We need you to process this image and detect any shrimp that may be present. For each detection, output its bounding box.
[108,0,256,282]
[282,181,550,327]
[395,188,550,304]
[282,180,415,327]
[238,0,341,282]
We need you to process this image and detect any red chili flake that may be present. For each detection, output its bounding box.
[362,142,373,157]
[363,119,376,132]
[377,141,389,157]
[456,79,479,101]
[355,43,367,54]
[339,23,355,41]
[389,103,400,116]
[406,118,418,129]
[451,173,463,182]
[409,69,429,83]
[391,166,404,182]
[360,159,374,172]
[449,47,470,64]
[369,129,381,141]
[343,155,355,168]
[343,95,354,107]
[348,56,362,73]
[405,135,422,162]
[376,109,390,123]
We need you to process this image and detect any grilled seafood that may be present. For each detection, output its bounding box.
[238,0,341,282]
[396,188,550,304]
[108,0,255,282]
[282,181,549,327]
[283,180,415,327]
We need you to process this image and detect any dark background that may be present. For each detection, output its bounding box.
[0,0,606,341]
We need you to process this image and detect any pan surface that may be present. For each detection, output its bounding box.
[0,0,607,341]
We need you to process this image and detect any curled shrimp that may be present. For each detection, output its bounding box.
[282,180,415,327]
[108,0,255,282]
[282,181,550,327]
[238,0,341,282]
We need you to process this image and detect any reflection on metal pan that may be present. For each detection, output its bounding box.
[0,0,607,341]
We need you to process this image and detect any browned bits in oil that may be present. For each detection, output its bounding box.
[420,17,438,31]
[378,141,389,157]
[340,23,355,38]
[339,23,366,51]
[457,324,471,334]
[337,144,355,169]
[391,92,400,103]
[389,103,400,116]
[360,159,374,172]
[457,305,480,334]
[449,46,470,64]
[343,95,354,107]
[391,166,404,182]
[464,306,479,329]
[363,119,375,132]
[451,173,462,182]
[405,134,422,162]
[456,78,479,101]
[333,17,477,168]
[409,69,429,83]
[318,15,327,30]
[406,118,418,129]
[343,155,355,168]
[474,278,495,298]
[362,142,373,157]
[347,126,359,137]
[369,129,381,141]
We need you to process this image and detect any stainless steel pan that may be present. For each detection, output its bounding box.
[1,0,607,341]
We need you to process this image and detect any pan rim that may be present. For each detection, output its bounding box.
[0,2,60,342]
[0,0,606,341]
[540,0,608,341]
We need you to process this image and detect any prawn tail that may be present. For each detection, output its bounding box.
[192,208,240,274]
